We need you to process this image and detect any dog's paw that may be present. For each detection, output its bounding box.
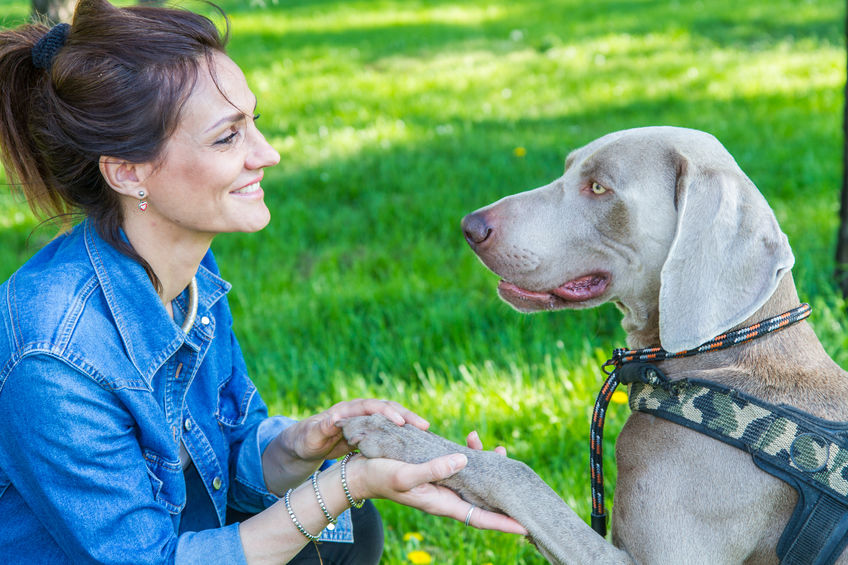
[339,414,408,460]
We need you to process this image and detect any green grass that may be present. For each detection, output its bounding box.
[1,0,846,562]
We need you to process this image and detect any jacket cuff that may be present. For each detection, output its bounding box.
[175,523,247,565]
[231,415,296,512]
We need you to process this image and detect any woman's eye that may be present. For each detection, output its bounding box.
[215,129,240,145]
[591,181,607,195]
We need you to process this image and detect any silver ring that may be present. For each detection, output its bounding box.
[464,504,475,527]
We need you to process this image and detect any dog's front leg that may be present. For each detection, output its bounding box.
[341,414,634,565]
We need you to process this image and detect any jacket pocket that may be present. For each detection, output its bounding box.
[216,372,256,427]
[143,449,186,514]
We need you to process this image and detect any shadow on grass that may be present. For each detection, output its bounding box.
[219,0,843,66]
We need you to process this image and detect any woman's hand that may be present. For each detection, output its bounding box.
[263,399,429,493]
[285,399,429,463]
[349,454,527,535]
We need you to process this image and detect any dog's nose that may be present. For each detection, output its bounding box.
[462,212,493,247]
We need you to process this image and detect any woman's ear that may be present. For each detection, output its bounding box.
[98,156,152,196]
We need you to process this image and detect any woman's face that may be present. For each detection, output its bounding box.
[137,52,280,241]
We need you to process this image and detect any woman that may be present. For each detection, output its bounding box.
[0,1,525,563]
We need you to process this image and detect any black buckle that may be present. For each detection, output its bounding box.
[616,362,666,386]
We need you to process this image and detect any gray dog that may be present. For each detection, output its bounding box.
[341,127,848,564]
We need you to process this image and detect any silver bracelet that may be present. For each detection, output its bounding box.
[311,471,336,530]
[284,488,320,541]
[340,452,365,509]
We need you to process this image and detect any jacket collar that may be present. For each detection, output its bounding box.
[82,220,231,385]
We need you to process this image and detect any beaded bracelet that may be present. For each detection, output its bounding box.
[340,452,365,509]
[284,488,320,541]
[311,471,336,530]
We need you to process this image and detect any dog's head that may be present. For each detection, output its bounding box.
[462,126,794,353]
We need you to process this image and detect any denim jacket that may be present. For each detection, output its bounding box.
[0,221,352,564]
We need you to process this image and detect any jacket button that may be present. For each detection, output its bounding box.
[201,316,210,325]
[184,419,192,432]
[212,476,223,490]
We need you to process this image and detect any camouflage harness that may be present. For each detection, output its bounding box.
[589,304,848,565]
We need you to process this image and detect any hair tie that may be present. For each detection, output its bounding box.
[31,23,71,70]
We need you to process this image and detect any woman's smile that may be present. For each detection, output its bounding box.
[231,180,263,196]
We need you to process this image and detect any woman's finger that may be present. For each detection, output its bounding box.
[384,400,430,430]
[325,399,404,426]
[318,412,345,437]
[394,479,527,536]
[326,398,430,430]
[465,504,527,535]
[386,453,467,493]
[466,430,483,450]
[466,431,508,456]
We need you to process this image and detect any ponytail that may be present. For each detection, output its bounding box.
[0,21,68,221]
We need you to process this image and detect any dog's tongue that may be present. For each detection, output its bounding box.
[550,274,609,301]
[498,273,609,304]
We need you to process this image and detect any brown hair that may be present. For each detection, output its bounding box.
[0,0,228,290]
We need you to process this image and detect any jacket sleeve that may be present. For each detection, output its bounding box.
[0,354,249,565]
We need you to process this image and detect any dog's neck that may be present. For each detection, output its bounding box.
[736,270,804,328]
[620,272,804,350]
[618,301,661,351]
[620,272,848,420]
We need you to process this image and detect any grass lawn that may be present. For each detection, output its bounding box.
[1,0,846,562]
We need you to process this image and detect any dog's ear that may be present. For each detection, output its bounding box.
[657,151,794,353]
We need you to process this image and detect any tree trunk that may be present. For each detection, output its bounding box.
[835,2,848,296]
[31,0,76,23]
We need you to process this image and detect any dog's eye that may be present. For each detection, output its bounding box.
[590,182,608,195]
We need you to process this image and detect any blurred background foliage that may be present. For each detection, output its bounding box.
[1,0,845,562]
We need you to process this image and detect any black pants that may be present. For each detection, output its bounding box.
[225,502,384,565]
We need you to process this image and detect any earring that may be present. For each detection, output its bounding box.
[137,190,148,212]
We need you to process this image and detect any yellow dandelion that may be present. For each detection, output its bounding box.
[610,390,629,404]
[513,146,527,158]
[403,532,424,542]
[407,549,433,564]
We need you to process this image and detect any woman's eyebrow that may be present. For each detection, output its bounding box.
[204,98,258,133]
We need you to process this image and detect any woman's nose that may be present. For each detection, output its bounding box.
[247,129,280,169]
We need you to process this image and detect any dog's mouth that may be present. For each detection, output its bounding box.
[497,272,610,311]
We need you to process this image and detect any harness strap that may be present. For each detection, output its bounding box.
[625,363,848,565]
[759,459,848,565]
